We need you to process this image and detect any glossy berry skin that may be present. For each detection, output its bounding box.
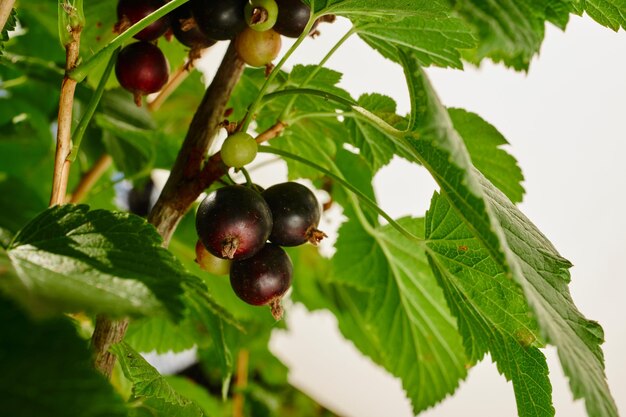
[115,42,169,105]
[128,179,154,217]
[117,0,170,41]
[262,182,322,246]
[244,0,278,32]
[235,27,281,67]
[196,185,272,260]
[221,132,258,168]
[170,3,217,48]
[273,0,311,38]
[190,0,247,40]
[195,240,231,275]
[230,243,292,306]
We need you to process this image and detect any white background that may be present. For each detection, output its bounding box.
[198,13,626,417]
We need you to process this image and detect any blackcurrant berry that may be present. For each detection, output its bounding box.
[190,0,247,41]
[273,0,312,38]
[128,179,154,217]
[244,0,278,32]
[262,182,326,246]
[195,240,232,275]
[115,41,169,106]
[221,132,258,168]
[116,0,170,41]
[235,27,281,67]
[170,3,217,49]
[196,185,272,260]
[230,243,292,318]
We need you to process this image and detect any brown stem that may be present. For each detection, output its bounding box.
[68,154,113,204]
[232,349,249,417]
[147,42,245,245]
[92,42,245,377]
[0,0,15,33]
[91,315,129,378]
[50,28,81,206]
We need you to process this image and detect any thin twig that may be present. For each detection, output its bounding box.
[148,61,192,112]
[91,315,129,378]
[68,154,113,203]
[232,349,249,417]
[49,25,82,206]
[0,0,15,33]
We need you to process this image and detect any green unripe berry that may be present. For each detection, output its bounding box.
[221,132,258,168]
[195,240,232,275]
[244,0,278,32]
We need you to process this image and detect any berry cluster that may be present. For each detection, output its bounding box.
[113,0,312,106]
[195,182,325,319]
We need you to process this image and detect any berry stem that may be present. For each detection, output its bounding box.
[67,48,119,163]
[238,167,253,187]
[278,25,356,121]
[232,349,249,417]
[238,5,318,132]
[68,0,190,83]
[258,147,424,244]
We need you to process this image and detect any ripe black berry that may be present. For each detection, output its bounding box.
[128,179,154,217]
[196,185,272,260]
[262,182,326,246]
[116,0,170,41]
[115,41,169,106]
[273,0,312,38]
[170,3,217,49]
[230,243,292,318]
[190,0,248,40]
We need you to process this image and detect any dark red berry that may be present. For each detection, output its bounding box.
[115,42,169,106]
[116,0,170,41]
[170,3,216,49]
[262,182,326,246]
[273,0,313,38]
[230,243,292,317]
[190,0,247,41]
[196,185,272,260]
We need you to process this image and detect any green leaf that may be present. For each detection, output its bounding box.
[357,14,477,69]
[449,108,525,203]
[581,0,626,31]
[0,175,47,247]
[449,0,574,69]
[310,0,450,17]
[0,296,127,417]
[397,54,618,417]
[5,205,187,318]
[331,213,468,412]
[425,192,553,417]
[344,93,408,172]
[112,342,204,417]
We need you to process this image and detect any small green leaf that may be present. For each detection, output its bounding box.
[0,296,127,417]
[581,0,626,31]
[310,0,450,17]
[357,14,477,69]
[5,205,187,318]
[449,108,525,203]
[112,342,203,417]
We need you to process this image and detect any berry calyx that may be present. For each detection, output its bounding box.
[262,182,326,246]
[196,185,272,260]
[221,132,258,168]
[230,243,292,319]
[171,3,217,50]
[273,0,312,38]
[116,0,170,41]
[195,240,232,275]
[235,27,281,67]
[244,0,278,32]
[115,41,169,106]
[191,0,248,40]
